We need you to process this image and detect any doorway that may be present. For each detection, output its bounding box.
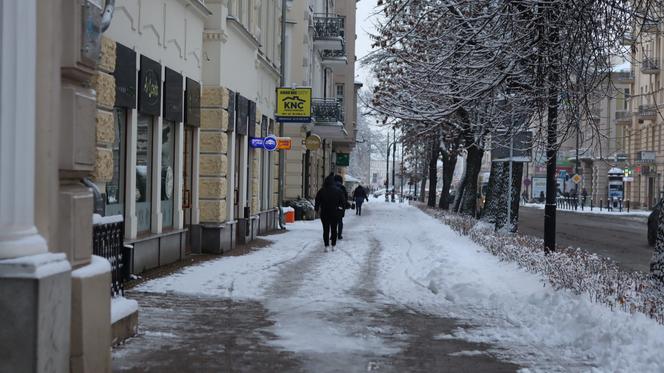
[183,127,194,254]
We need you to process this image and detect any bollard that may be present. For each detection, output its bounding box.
[627,200,630,213]
[619,199,623,212]
[600,200,603,211]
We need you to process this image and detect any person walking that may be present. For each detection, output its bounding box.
[353,184,369,216]
[315,174,345,252]
[581,188,588,207]
[334,174,349,240]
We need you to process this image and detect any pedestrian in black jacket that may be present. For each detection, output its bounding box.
[315,175,345,251]
[334,174,349,239]
[353,185,369,216]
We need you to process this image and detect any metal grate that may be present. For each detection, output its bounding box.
[93,219,129,297]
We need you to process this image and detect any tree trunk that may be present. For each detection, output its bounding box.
[481,161,503,223]
[651,204,664,282]
[419,172,427,202]
[439,151,457,210]
[457,144,484,216]
[427,139,438,207]
[509,162,524,232]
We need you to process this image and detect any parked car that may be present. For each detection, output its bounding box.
[648,200,664,246]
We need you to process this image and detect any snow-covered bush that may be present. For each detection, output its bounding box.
[419,205,664,324]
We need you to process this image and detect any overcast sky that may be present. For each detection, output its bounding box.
[354,0,380,87]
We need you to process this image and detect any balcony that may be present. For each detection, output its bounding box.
[612,71,634,83]
[615,110,633,125]
[321,46,348,68]
[312,98,343,123]
[311,98,347,141]
[313,14,344,51]
[638,104,658,120]
[641,58,660,74]
[643,19,660,33]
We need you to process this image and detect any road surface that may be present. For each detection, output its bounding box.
[519,206,652,272]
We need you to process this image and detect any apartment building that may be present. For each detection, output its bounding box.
[283,0,360,201]
[622,23,664,209]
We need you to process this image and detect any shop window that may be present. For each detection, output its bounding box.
[106,108,126,216]
[136,114,153,233]
[161,121,176,228]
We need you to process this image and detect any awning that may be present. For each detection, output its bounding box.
[310,122,348,141]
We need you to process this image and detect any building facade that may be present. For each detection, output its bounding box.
[283,0,359,201]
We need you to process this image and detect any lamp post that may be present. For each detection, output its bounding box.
[385,131,390,202]
[392,127,396,202]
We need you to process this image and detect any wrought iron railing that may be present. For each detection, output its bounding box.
[639,104,658,118]
[613,71,635,81]
[321,46,347,59]
[313,14,344,40]
[93,217,129,297]
[312,98,343,123]
[615,111,632,122]
[641,57,660,72]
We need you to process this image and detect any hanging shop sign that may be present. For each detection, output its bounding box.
[249,138,265,149]
[163,68,183,123]
[114,43,136,108]
[336,153,350,167]
[277,137,292,150]
[276,87,312,122]
[249,135,283,151]
[304,134,321,150]
[138,55,161,116]
[236,94,248,135]
[248,100,257,137]
[263,135,278,151]
[185,78,200,127]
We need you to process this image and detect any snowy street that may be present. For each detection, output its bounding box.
[113,200,664,372]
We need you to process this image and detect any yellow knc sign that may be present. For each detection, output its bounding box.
[276,87,312,122]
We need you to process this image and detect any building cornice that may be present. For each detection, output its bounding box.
[203,29,228,43]
[227,16,260,49]
[177,0,213,18]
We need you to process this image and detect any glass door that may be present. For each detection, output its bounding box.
[136,114,153,233]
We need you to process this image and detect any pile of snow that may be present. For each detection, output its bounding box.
[112,296,138,324]
[420,206,664,325]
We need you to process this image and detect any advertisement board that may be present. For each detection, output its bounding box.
[532,177,547,200]
[276,87,312,122]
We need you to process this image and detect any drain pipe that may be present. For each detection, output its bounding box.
[101,0,115,33]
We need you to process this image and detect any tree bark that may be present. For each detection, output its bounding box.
[439,150,457,210]
[456,144,484,216]
[651,204,664,282]
[427,139,438,207]
[419,171,427,203]
[481,161,502,223]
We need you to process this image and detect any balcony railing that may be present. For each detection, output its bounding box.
[643,19,660,33]
[321,45,348,67]
[641,58,660,74]
[612,71,635,82]
[313,14,344,43]
[638,104,658,120]
[615,110,632,124]
[93,215,130,297]
[312,98,343,123]
[622,32,636,45]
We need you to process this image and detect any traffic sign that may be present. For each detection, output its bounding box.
[571,174,582,184]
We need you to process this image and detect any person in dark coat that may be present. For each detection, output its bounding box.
[334,174,349,239]
[315,175,345,251]
[353,185,369,216]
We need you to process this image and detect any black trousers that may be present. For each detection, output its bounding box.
[355,200,364,215]
[321,217,338,247]
[338,217,343,238]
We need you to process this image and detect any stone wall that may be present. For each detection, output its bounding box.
[92,37,117,184]
[199,87,230,223]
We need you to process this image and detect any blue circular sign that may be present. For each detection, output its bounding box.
[263,135,278,151]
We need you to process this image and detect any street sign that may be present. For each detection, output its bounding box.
[263,135,278,151]
[572,174,582,184]
[623,177,634,182]
[523,178,531,186]
[276,87,312,122]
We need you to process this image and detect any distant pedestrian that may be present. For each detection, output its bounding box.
[539,191,545,203]
[315,175,345,252]
[581,188,588,207]
[334,174,350,239]
[353,184,369,216]
[521,190,529,204]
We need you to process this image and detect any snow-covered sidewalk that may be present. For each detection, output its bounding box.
[114,201,664,372]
